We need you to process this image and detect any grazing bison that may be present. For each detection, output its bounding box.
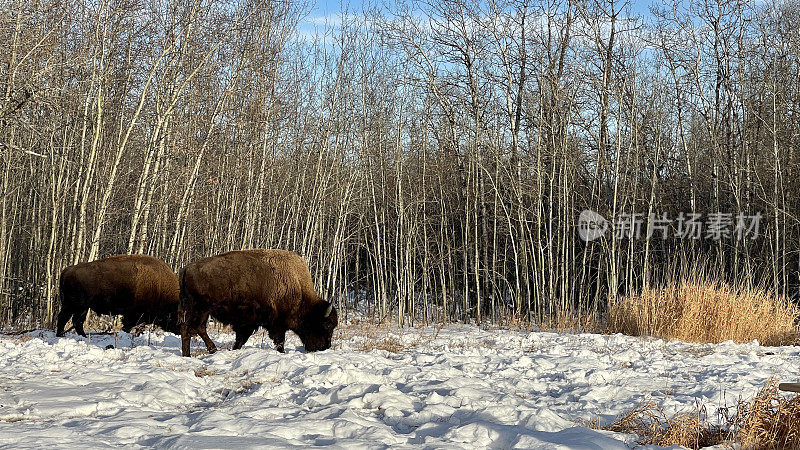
[179,249,337,357]
[56,255,180,337]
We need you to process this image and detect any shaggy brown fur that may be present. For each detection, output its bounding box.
[179,249,338,357]
[56,255,180,336]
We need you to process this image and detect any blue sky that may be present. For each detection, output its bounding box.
[296,0,668,44]
[306,0,659,20]
[310,0,351,17]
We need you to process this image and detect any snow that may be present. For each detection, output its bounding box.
[0,321,798,448]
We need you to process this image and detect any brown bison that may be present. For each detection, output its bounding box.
[179,249,337,357]
[56,255,180,337]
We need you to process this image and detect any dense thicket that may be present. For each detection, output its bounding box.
[2,0,799,328]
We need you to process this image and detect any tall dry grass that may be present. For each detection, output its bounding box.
[735,380,800,449]
[539,311,603,334]
[606,277,800,346]
[594,380,800,449]
[593,401,725,448]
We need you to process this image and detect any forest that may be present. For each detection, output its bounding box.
[1,0,799,328]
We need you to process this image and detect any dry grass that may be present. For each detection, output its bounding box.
[492,312,535,331]
[9,334,33,344]
[357,336,408,353]
[1,416,25,423]
[540,311,603,334]
[735,380,800,449]
[338,319,433,354]
[607,279,800,345]
[592,380,800,449]
[83,311,121,333]
[194,366,218,377]
[596,401,726,449]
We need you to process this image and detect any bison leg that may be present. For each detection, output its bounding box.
[180,312,217,356]
[181,322,193,357]
[180,323,215,356]
[72,309,89,337]
[232,326,256,350]
[193,311,217,354]
[198,325,217,354]
[56,307,72,337]
[268,327,286,353]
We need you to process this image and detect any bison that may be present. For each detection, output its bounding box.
[179,249,337,357]
[56,255,181,337]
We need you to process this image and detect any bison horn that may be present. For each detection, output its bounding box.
[324,304,333,317]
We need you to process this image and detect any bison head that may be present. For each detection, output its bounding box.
[297,301,338,352]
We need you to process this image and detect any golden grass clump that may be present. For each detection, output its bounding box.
[597,402,725,449]
[592,380,800,449]
[606,279,800,345]
[735,380,800,449]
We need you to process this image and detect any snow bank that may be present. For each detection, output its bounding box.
[0,322,797,448]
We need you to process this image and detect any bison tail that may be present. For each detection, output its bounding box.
[55,274,73,334]
[52,286,61,331]
[178,267,188,326]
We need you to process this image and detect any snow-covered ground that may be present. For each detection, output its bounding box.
[0,320,798,449]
